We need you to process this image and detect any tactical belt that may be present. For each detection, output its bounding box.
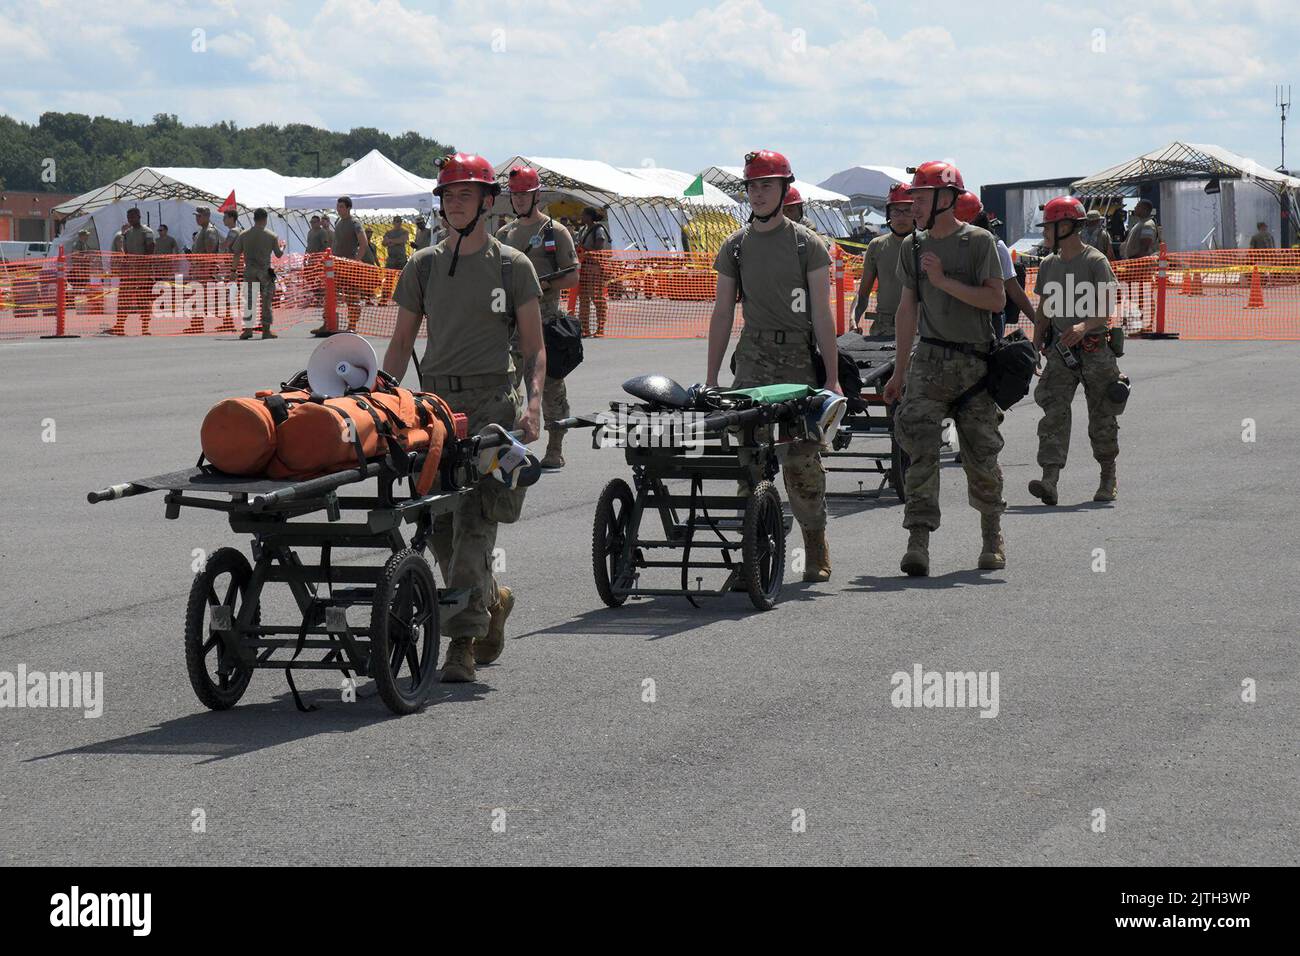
[918,336,990,357]
[424,372,512,393]
[743,328,811,345]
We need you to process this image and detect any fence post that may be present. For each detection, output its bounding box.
[41,245,79,339]
[323,249,337,333]
[1147,242,1179,340]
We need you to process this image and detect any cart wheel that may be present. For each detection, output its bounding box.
[890,435,910,502]
[592,478,635,607]
[369,549,441,715]
[741,480,785,611]
[184,547,259,711]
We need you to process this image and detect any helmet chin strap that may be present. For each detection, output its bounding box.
[923,187,957,231]
[748,181,789,223]
[514,193,538,219]
[448,192,490,277]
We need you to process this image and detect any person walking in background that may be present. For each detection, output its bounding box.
[1081,209,1114,259]
[1249,221,1275,249]
[312,197,368,336]
[230,207,285,340]
[576,206,611,337]
[413,215,433,251]
[1121,200,1157,259]
[104,208,155,336]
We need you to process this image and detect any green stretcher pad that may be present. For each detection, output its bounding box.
[721,384,815,404]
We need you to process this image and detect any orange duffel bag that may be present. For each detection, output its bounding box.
[200,371,466,494]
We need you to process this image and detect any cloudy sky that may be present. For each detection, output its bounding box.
[0,0,1295,189]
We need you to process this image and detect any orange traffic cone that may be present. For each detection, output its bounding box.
[1245,266,1265,309]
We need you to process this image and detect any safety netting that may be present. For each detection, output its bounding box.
[4,245,1297,341]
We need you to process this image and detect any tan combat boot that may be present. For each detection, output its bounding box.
[900,528,930,577]
[1028,465,1061,506]
[473,586,514,665]
[801,528,831,583]
[1094,462,1117,502]
[540,430,565,469]
[978,514,1006,570]
[440,637,476,682]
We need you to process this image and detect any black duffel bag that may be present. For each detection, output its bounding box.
[951,329,1038,412]
[543,313,585,379]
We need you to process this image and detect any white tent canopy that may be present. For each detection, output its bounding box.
[52,166,324,254]
[283,149,436,213]
[1071,142,1300,251]
[701,166,852,237]
[817,165,909,207]
[492,156,741,252]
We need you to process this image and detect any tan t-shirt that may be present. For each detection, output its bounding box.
[896,222,1000,344]
[305,227,326,254]
[220,227,241,254]
[153,234,179,255]
[497,217,578,315]
[858,231,906,317]
[122,225,155,255]
[394,237,542,379]
[232,226,282,275]
[192,223,221,254]
[1249,230,1275,249]
[1121,216,1157,258]
[414,227,433,250]
[383,227,410,266]
[332,217,365,259]
[1033,245,1118,334]
[714,219,832,334]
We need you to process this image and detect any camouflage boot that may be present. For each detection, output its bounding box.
[978,514,1006,570]
[1093,462,1117,502]
[440,637,476,683]
[473,586,513,665]
[540,431,565,470]
[1028,465,1061,506]
[801,527,831,583]
[900,529,930,577]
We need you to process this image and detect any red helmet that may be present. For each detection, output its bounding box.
[434,153,500,197]
[506,164,540,193]
[886,183,914,208]
[1037,196,1087,225]
[907,160,965,192]
[783,185,803,206]
[954,191,983,223]
[743,149,794,183]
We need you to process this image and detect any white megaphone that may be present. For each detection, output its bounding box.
[306,332,379,396]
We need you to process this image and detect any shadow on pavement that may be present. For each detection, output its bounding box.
[27,679,492,764]
[844,569,1004,593]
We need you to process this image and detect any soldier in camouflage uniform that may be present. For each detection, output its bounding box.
[230,207,285,340]
[883,161,1008,576]
[1028,196,1124,504]
[853,182,914,338]
[384,152,544,682]
[106,208,155,336]
[496,164,580,468]
[707,149,841,583]
[186,206,223,333]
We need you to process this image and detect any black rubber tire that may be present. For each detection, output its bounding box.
[369,549,441,716]
[592,478,635,607]
[184,547,258,711]
[741,480,785,611]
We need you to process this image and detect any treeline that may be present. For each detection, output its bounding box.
[0,112,455,194]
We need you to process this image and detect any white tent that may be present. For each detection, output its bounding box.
[283,149,436,214]
[53,166,323,254]
[492,156,741,252]
[1072,142,1300,251]
[700,166,852,238]
[817,165,909,213]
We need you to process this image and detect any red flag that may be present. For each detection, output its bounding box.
[218,191,237,214]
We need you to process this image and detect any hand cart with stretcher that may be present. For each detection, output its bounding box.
[824,332,910,501]
[87,428,527,716]
[552,375,845,612]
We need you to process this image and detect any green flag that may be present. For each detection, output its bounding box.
[683,174,704,197]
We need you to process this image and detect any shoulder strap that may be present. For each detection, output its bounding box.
[733,226,749,303]
[543,218,558,273]
[500,245,516,324]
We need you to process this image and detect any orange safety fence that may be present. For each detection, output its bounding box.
[5,244,1298,341]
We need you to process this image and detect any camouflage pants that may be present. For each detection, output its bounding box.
[511,343,570,426]
[732,332,826,532]
[1034,340,1121,468]
[867,310,896,338]
[896,343,1006,531]
[242,270,274,329]
[429,381,526,639]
